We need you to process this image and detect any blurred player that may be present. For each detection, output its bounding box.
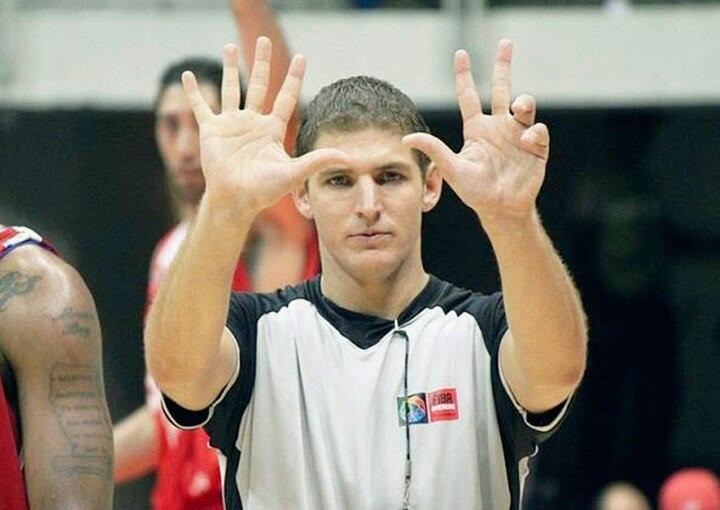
[112,1,316,509]
[0,225,113,509]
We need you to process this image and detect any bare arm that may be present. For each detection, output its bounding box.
[230,0,313,290]
[145,200,251,410]
[487,214,586,412]
[0,246,113,509]
[404,41,587,414]
[113,405,158,483]
[145,39,347,410]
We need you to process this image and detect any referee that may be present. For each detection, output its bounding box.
[145,37,588,510]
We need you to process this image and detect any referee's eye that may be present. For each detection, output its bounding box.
[326,174,352,187]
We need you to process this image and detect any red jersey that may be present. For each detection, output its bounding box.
[145,222,319,510]
[0,226,57,510]
[0,378,27,510]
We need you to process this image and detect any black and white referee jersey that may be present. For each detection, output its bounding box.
[163,275,573,510]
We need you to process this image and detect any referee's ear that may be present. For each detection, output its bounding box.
[293,183,314,220]
[421,162,443,213]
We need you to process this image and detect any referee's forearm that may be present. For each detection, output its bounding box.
[485,211,587,389]
[144,197,252,399]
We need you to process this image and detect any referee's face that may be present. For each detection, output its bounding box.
[297,127,442,283]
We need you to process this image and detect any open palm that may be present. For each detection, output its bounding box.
[404,40,549,224]
[183,38,348,216]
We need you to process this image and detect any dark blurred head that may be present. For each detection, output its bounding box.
[296,75,430,174]
[154,58,244,209]
[155,58,224,112]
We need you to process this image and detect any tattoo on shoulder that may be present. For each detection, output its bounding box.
[49,363,112,480]
[0,271,42,312]
[53,307,95,339]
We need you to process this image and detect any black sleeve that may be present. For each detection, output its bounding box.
[161,291,259,454]
[468,292,574,459]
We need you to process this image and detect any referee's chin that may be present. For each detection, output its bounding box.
[343,249,418,283]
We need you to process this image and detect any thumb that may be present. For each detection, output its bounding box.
[289,148,350,185]
[402,133,457,172]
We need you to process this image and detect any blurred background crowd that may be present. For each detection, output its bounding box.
[1,0,718,509]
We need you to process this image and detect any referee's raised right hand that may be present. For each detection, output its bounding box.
[182,37,349,219]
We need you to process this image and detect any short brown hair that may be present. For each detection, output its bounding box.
[296,76,430,172]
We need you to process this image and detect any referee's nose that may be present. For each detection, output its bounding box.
[354,176,382,224]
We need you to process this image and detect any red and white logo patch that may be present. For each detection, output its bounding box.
[427,387,459,422]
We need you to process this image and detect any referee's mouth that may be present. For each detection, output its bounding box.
[349,230,392,245]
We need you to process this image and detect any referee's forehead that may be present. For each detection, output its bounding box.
[313,127,417,169]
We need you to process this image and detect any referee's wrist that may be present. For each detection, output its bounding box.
[196,193,256,239]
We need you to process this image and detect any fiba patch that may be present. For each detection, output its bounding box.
[397,387,459,426]
[397,393,428,426]
[427,388,459,422]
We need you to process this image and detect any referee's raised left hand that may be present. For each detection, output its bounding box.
[402,40,549,233]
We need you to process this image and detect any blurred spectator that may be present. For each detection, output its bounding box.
[659,468,720,510]
[597,482,651,510]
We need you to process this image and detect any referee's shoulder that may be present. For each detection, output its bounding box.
[428,275,502,315]
[230,276,317,315]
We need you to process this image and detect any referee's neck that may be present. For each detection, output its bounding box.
[320,267,429,320]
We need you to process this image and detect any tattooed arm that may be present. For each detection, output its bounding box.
[0,245,113,509]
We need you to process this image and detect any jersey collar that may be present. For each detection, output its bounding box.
[307,275,444,349]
